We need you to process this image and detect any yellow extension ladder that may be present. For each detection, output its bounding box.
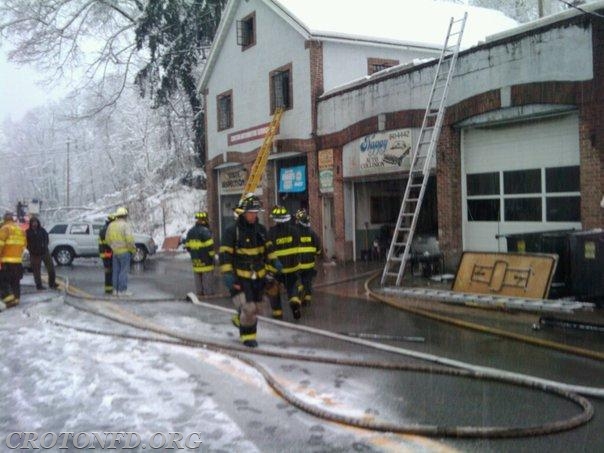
[241,107,284,199]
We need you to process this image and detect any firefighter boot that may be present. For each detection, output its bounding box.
[289,296,302,320]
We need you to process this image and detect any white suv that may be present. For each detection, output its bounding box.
[48,222,156,266]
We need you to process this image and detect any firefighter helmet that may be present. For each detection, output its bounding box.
[295,209,310,226]
[115,207,128,217]
[195,211,209,223]
[238,193,262,213]
[107,213,116,222]
[270,205,290,223]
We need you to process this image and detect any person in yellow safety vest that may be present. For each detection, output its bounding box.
[185,211,215,297]
[295,209,322,307]
[0,211,27,309]
[265,205,300,319]
[219,194,268,348]
[105,207,136,297]
[98,213,116,295]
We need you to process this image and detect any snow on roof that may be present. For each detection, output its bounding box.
[273,0,518,49]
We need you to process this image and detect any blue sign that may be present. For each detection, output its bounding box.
[279,165,306,193]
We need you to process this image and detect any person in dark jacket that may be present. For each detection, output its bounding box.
[98,214,115,295]
[185,211,215,296]
[219,194,268,348]
[266,206,300,319]
[26,216,57,290]
[295,209,322,306]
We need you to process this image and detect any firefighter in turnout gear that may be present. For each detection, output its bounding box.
[295,209,322,306]
[0,211,27,308]
[219,194,268,348]
[185,211,215,297]
[99,214,116,295]
[266,206,300,319]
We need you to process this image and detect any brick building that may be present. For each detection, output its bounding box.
[316,3,604,266]
[198,0,514,259]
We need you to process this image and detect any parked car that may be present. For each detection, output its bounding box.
[47,222,157,266]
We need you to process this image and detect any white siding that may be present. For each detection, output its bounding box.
[206,0,312,162]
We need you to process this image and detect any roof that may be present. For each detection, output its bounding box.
[198,0,517,91]
[274,0,517,49]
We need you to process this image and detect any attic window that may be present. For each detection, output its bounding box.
[270,64,292,113]
[367,57,399,75]
[236,12,256,49]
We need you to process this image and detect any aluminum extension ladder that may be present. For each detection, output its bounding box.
[241,107,284,198]
[381,13,467,287]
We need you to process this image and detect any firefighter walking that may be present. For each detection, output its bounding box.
[185,211,215,297]
[0,211,27,309]
[295,209,322,306]
[98,214,115,295]
[266,206,300,319]
[219,194,268,348]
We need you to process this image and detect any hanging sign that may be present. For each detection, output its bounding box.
[318,148,334,193]
[343,128,417,178]
[279,165,306,193]
[219,167,246,195]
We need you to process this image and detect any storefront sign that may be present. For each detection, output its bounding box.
[318,148,334,193]
[228,121,278,145]
[219,167,246,195]
[279,165,306,193]
[343,128,419,178]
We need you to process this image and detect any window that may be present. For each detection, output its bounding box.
[466,165,581,223]
[503,169,541,194]
[270,64,292,113]
[466,172,500,221]
[70,224,89,235]
[217,90,233,131]
[545,165,580,221]
[236,12,256,49]
[49,224,67,234]
[367,57,399,75]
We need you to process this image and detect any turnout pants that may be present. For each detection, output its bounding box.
[0,263,24,304]
[232,278,265,343]
[31,252,56,289]
[193,270,214,296]
[103,258,113,294]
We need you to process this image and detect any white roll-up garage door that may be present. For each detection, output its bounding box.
[461,113,582,252]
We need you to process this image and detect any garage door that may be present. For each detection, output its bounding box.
[462,113,581,252]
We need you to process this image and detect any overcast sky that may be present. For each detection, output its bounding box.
[0,50,52,122]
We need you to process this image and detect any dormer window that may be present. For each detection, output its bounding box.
[237,12,256,50]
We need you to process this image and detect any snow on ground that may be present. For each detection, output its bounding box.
[68,178,207,250]
[0,294,261,451]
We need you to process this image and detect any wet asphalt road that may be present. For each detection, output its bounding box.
[15,254,604,452]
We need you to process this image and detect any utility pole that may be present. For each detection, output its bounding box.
[66,139,70,207]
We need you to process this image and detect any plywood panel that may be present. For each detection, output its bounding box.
[453,252,558,299]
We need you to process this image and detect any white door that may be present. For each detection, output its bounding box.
[462,114,582,252]
[322,197,335,260]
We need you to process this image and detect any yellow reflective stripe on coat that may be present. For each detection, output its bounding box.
[235,246,265,256]
[220,263,234,273]
[235,268,267,279]
[193,264,215,273]
[299,262,316,270]
[267,249,298,259]
[298,246,317,254]
[240,333,257,342]
[186,238,214,249]
[219,245,234,254]
[2,257,23,263]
